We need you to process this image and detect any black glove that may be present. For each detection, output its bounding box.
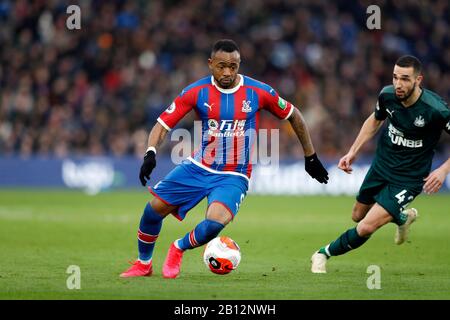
[305,153,329,184]
[139,150,156,186]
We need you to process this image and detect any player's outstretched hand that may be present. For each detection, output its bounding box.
[423,167,447,194]
[139,150,156,186]
[338,152,356,174]
[305,153,329,184]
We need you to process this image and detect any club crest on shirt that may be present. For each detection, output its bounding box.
[242,100,252,113]
[414,115,425,127]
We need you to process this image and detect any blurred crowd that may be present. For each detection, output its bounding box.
[0,0,449,160]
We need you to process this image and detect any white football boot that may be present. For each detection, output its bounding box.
[311,251,328,273]
[395,208,418,245]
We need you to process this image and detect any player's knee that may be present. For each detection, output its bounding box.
[356,222,377,237]
[207,203,234,226]
[149,198,173,217]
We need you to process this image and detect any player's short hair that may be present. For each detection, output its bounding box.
[395,55,422,75]
[211,39,240,56]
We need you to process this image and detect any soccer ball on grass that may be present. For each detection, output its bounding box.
[203,236,241,275]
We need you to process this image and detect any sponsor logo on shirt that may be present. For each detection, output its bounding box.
[278,97,287,110]
[207,119,246,137]
[204,102,214,111]
[208,119,219,130]
[165,102,176,114]
[388,123,423,148]
[386,108,395,118]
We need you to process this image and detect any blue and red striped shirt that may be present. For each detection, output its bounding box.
[157,74,294,180]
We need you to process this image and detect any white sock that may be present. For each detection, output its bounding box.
[174,239,182,249]
[138,258,152,265]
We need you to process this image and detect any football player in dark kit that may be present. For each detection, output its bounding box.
[312,55,450,273]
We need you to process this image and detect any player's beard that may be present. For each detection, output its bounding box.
[395,82,415,101]
[218,76,236,89]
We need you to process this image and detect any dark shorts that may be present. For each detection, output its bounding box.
[356,166,423,225]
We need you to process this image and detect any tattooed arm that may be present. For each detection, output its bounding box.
[288,107,316,157]
[288,107,329,184]
[146,122,169,152]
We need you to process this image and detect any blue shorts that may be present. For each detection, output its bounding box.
[148,160,249,221]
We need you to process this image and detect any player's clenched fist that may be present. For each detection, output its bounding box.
[305,153,329,184]
[139,150,156,186]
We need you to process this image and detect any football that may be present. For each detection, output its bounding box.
[203,236,241,275]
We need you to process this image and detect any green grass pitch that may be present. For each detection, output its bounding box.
[1,189,449,300]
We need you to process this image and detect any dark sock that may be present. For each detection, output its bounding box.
[321,227,369,257]
[178,219,224,250]
[137,203,163,262]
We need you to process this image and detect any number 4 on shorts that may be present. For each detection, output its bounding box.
[396,189,414,211]
[395,190,407,204]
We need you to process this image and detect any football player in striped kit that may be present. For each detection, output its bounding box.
[121,39,328,278]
